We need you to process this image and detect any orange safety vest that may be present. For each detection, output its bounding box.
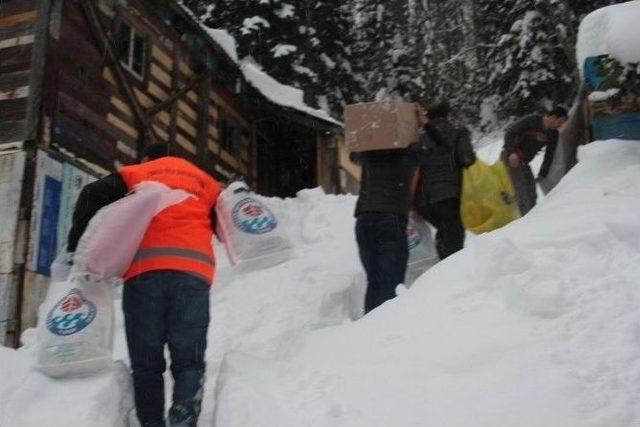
[119,156,220,284]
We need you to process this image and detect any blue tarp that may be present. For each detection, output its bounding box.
[583,55,640,141]
[591,112,640,141]
[584,56,604,89]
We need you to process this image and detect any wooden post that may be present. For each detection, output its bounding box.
[10,0,53,348]
[24,0,52,143]
[168,49,180,153]
[315,127,323,191]
[250,120,257,189]
[195,76,211,168]
[11,140,38,348]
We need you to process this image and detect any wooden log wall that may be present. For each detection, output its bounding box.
[44,0,124,167]
[0,0,37,145]
[39,0,254,180]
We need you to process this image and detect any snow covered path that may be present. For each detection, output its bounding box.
[2,140,640,427]
[213,140,640,427]
[0,187,365,427]
[198,189,364,425]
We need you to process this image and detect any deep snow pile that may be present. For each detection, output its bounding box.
[576,0,640,70]
[0,187,364,427]
[2,139,640,427]
[198,189,363,424]
[214,140,640,427]
[0,339,133,426]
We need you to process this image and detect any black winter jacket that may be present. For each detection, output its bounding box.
[67,171,217,252]
[502,114,558,178]
[416,118,476,206]
[351,144,421,218]
[67,173,127,252]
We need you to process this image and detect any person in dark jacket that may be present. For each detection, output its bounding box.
[415,101,476,260]
[501,106,568,215]
[351,140,421,314]
[68,143,220,427]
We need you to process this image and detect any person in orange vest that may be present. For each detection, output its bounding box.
[67,143,220,427]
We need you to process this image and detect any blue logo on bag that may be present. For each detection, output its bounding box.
[46,289,97,336]
[407,224,422,250]
[232,197,277,234]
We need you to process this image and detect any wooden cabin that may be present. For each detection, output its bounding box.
[0,0,341,346]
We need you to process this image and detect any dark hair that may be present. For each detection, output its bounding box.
[426,101,451,120]
[141,142,170,160]
[546,106,568,118]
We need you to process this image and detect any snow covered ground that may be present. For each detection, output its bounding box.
[214,139,640,427]
[2,138,640,427]
[0,187,364,427]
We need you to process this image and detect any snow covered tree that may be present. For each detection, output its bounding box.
[184,0,631,124]
[353,1,423,102]
[293,0,361,114]
[483,0,573,118]
[417,0,484,122]
[197,0,305,89]
[184,0,361,117]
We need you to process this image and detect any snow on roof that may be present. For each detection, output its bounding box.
[175,1,340,127]
[576,0,640,72]
[240,60,341,126]
[203,28,238,62]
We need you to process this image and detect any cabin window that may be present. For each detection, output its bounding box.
[218,117,240,156]
[116,21,147,79]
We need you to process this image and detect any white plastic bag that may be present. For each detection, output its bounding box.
[215,181,294,272]
[405,216,439,286]
[36,272,115,378]
[74,181,190,279]
[49,245,73,283]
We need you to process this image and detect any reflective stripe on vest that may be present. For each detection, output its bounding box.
[133,247,215,266]
[119,157,220,283]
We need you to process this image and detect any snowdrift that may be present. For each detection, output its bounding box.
[1,139,639,427]
[577,0,640,71]
[214,140,640,427]
[0,187,364,427]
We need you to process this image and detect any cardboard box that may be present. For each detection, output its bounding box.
[344,101,420,152]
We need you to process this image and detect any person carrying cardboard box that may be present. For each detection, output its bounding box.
[346,101,424,313]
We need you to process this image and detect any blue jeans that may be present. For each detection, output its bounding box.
[355,213,409,313]
[123,270,210,427]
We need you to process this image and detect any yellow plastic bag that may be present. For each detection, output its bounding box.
[460,159,520,234]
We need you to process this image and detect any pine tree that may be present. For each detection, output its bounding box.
[483,0,573,118]
[184,0,362,117]
[202,0,306,89]
[353,1,422,102]
[294,0,361,114]
[418,0,484,122]
[184,0,632,125]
